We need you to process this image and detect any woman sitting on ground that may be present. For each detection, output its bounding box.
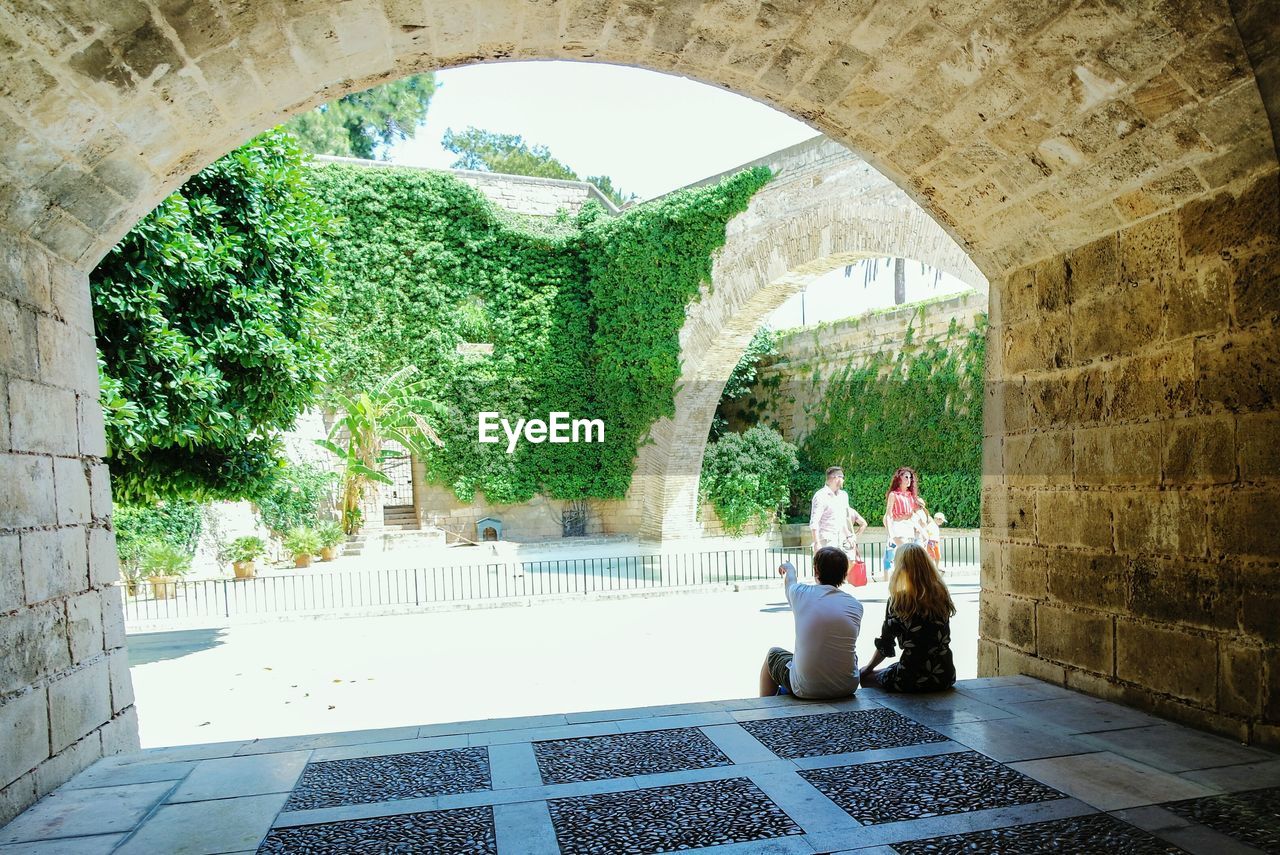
[859,543,956,692]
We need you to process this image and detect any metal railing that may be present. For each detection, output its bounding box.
[123,535,980,625]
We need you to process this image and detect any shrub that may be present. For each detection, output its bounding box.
[282,526,322,556]
[701,425,798,536]
[228,536,266,563]
[139,543,193,578]
[253,462,338,535]
[114,500,203,574]
[317,522,346,549]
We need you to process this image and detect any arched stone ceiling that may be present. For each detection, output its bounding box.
[0,0,1272,280]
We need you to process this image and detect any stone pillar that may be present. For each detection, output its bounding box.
[979,170,1280,748]
[0,231,137,825]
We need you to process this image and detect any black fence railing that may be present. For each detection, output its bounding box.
[123,536,980,625]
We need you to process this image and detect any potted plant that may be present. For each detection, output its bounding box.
[317,522,345,561]
[120,561,142,598]
[283,526,322,568]
[139,543,192,599]
[229,536,266,579]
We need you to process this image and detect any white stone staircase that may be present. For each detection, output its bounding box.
[381,504,419,531]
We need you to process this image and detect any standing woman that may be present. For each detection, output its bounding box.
[860,543,956,692]
[884,467,923,547]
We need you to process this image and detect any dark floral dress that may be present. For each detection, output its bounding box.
[873,607,956,692]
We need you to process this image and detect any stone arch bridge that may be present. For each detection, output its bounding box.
[630,135,988,541]
[0,0,1276,822]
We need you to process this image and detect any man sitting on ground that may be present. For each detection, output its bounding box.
[759,546,865,699]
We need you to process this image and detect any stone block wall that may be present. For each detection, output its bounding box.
[980,169,1280,747]
[0,0,1275,825]
[455,170,618,217]
[724,290,988,443]
[665,135,853,197]
[416,483,634,543]
[0,232,137,825]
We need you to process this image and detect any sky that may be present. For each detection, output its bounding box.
[387,61,975,327]
[387,60,819,200]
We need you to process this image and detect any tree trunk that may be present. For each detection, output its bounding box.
[893,257,906,305]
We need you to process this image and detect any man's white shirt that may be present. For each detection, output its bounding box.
[810,486,851,543]
[784,565,864,698]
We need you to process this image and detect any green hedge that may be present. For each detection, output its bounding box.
[790,313,986,528]
[311,164,771,504]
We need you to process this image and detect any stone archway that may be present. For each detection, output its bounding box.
[631,136,988,540]
[1,0,1277,820]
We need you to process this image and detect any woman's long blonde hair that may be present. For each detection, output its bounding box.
[888,543,955,623]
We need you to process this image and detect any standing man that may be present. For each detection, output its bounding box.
[810,466,867,554]
[759,547,865,698]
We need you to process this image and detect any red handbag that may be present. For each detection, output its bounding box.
[849,548,868,587]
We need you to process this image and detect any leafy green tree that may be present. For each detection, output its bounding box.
[724,327,777,399]
[442,126,634,206]
[701,425,798,535]
[582,174,634,208]
[91,129,336,503]
[284,74,437,159]
[317,366,446,533]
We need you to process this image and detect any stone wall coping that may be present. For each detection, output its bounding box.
[310,155,620,215]
[654,133,839,199]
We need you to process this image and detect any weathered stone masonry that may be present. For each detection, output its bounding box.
[0,236,137,824]
[980,172,1280,747]
[0,0,1277,825]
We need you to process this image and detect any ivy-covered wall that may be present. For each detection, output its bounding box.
[311,163,771,506]
[725,292,987,528]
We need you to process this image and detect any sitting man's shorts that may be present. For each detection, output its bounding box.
[766,646,794,693]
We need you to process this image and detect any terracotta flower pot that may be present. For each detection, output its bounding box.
[233,560,256,579]
[147,575,178,599]
[320,546,336,562]
[294,553,312,568]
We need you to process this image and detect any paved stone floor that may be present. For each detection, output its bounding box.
[3,676,1278,854]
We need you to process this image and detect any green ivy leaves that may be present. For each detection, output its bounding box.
[793,317,987,528]
[314,163,771,505]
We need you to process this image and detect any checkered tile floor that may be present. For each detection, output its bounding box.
[3,677,1278,854]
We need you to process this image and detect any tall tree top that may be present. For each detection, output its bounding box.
[286,74,437,160]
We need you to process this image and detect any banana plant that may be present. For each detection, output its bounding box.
[316,365,445,534]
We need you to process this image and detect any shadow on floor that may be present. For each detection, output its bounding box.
[127,627,229,666]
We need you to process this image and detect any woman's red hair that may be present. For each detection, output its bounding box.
[886,466,920,501]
